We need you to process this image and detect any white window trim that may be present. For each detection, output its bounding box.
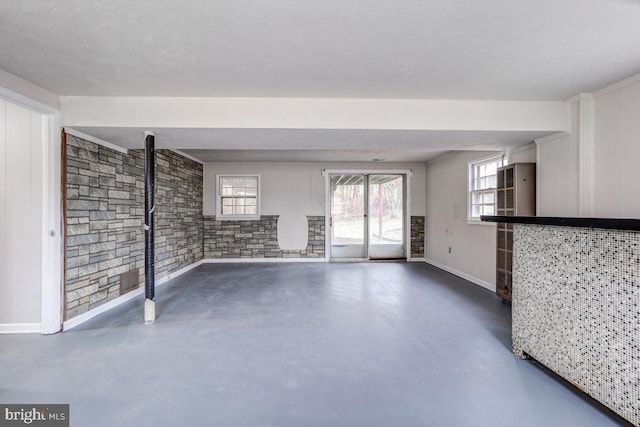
[215,174,261,220]
[467,154,506,223]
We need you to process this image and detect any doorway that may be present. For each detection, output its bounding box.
[0,96,61,334]
[329,173,407,261]
[1,100,44,332]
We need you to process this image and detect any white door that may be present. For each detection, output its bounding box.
[0,100,44,333]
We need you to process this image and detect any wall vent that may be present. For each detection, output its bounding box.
[119,269,139,295]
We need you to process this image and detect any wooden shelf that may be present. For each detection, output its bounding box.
[495,163,535,301]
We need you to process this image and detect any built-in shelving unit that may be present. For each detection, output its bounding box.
[495,163,535,301]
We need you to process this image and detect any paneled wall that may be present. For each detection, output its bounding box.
[592,79,640,217]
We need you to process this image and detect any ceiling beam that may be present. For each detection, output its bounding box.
[61,97,570,133]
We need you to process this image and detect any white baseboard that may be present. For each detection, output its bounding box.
[63,287,143,331]
[156,260,204,285]
[0,323,42,334]
[408,257,426,262]
[202,257,328,263]
[424,258,495,292]
[63,260,204,331]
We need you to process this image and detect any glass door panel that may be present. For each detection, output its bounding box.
[368,175,405,259]
[330,174,367,259]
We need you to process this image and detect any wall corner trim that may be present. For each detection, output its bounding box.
[534,131,570,145]
[0,323,42,334]
[64,127,128,154]
[565,92,594,104]
[507,142,536,156]
[62,260,204,331]
[168,148,204,164]
[592,71,640,98]
[0,68,60,113]
[424,258,494,292]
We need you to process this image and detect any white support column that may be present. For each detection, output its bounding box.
[576,94,595,216]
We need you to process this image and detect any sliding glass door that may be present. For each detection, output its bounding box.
[330,174,367,259]
[330,173,405,260]
[368,175,405,259]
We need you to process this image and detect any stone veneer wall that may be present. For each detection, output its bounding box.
[65,135,203,319]
[153,150,203,275]
[512,224,639,426]
[410,216,425,258]
[204,215,325,258]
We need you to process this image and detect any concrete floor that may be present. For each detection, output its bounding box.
[0,263,632,427]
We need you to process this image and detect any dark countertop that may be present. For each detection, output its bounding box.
[480,215,640,231]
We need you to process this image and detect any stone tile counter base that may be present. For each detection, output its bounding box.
[512,224,639,426]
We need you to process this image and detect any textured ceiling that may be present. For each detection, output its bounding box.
[1,0,640,99]
[4,1,639,161]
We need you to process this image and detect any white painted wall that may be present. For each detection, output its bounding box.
[532,74,640,218]
[423,73,640,293]
[592,78,640,217]
[0,100,44,329]
[536,138,579,216]
[424,151,498,291]
[508,143,536,163]
[535,102,580,216]
[204,162,425,250]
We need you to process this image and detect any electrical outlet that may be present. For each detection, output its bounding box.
[448,246,452,254]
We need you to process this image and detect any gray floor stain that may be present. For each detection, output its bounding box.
[0,263,632,426]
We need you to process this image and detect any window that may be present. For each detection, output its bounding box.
[216,175,260,220]
[468,155,505,221]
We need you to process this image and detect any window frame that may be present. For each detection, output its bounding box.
[467,154,505,223]
[215,174,261,220]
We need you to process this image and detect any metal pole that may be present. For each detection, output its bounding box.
[378,182,383,242]
[144,131,156,325]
